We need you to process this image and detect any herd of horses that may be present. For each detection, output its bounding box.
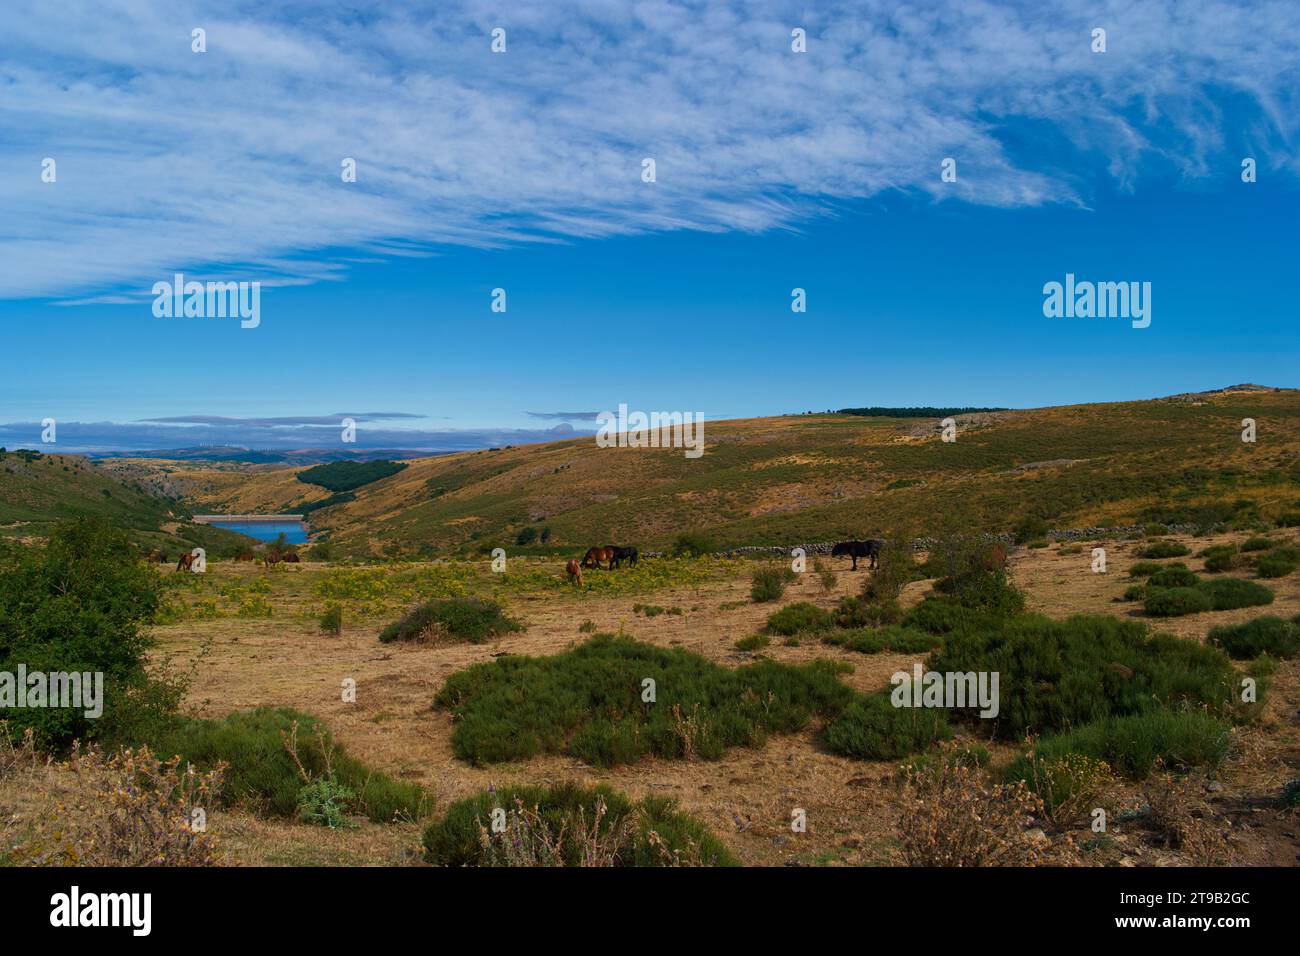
[143,548,299,571]
[565,544,639,585]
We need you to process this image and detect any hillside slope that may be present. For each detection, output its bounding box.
[0,448,256,555]
[165,386,1300,557]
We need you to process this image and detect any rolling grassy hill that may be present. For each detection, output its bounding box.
[0,448,256,555]
[156,386,1300,558]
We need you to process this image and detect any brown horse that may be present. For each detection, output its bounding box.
[565,559,583,586]
[581,546,615,570]
[175,552,195,572]
[262,553,283,569]
[283,553,301,563]
[234,551,255,562]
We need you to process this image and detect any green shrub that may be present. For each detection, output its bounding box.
[1241,536,1274,553]
[379,596,523,644]
[672,531,715,557]
[318,604,343,636]
[750,565,795,603]
[823,692,951,760]
[296,777,356,829]
[1201,544,1240,573]
[1127,561,1168,578]
[902,597,1008,636]
[1121,584,1147,602]
[859,540,919,604]
[0,517,167,746]
[150,707,429,822]
[1200,577,1274,611]
[1208,616,1300,660]
[1007,711,1231,780]
[1143,523,1170,537]
[1148,566,1201,589]
[734,633,770,652]
[1138,540,1191,559]
[514,527,538,547]
[927,537,1024,615]
[834,596,901,628]
[1255,547,1299,579]
[1014,515,1049,545]
[421,783,738,866]
[823,625,938,655]
[928,615,1239,738]
[1144,586,1213,617]
[1280,779,1300,809]
[1275,512,1300,528]
[435,635,854,767]
[764,601,832,635]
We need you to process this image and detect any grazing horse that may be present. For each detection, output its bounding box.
[175,552,195,572]
[234,551,255,562]
[262,553,283,569]
[565,559,583,586]
[607,545,638,569]
[283,552,301,563]
[581,546,615,570]
[831,539,884,571]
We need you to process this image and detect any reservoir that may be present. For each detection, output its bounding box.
[192,515,308,544]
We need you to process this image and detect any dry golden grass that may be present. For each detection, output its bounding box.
[125,528,1300,866]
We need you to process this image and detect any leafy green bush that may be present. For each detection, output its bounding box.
[1148,566,1201,589]
[1144,586,1213,617]
[0,517,168,746]
[823,625,938,654]
[928,614,1238,738]
[750,565,795,603]
[296,776,356,829]
[764,601,832,635]
[1138,540,1191,559]
[421,783,738,866]
[1007,711,1231,780]
[823,692,951,760]
[1241,536,1274,553]
[514,527,538,547]
[149,707,429,822]
[378,596,523,644]
[434,635,854,767]
[1275,512,1300,528]
[1127,561,1167,578]
[1208,616,1300,660]
[1201,577,1274,611]
[734,633,770,652]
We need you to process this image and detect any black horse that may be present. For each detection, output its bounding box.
[831,539,883,571]
[608,545,639,569]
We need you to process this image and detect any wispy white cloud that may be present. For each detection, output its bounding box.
[1,0,1295,299]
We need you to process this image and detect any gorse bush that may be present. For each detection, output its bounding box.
[1147,566,1201,589]
[672,531,716,557]
[378,596,523,644]
[0,517,169,746]
[834,595,902,628]
[859,540,919,604]
[1007,711,1231,780]
[901,597,1009,636]
[1138,540,1192,559]
[1200,577,1273,611]
[823,625,938,655]
[750,565,795,603]
[764,601,832,635]
[823,691,950,760]
[434,635,854,767]
[149,707,430,823]
[1143,586,1213,617]
[1241,536,1274,552]
[1200,544,1239,573]
[1128,561,1168,578]
[927,614,1239,738]
[421,783,738,867]
[1208,616,1300,660]
[1255,546,1298,579]
[1014,515,1049,545]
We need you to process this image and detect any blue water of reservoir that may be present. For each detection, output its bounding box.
[210,520,308,544]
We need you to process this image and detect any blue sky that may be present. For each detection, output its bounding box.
[1,1,1296,452]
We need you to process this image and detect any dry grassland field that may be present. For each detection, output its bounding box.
[4,388,1300,879]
